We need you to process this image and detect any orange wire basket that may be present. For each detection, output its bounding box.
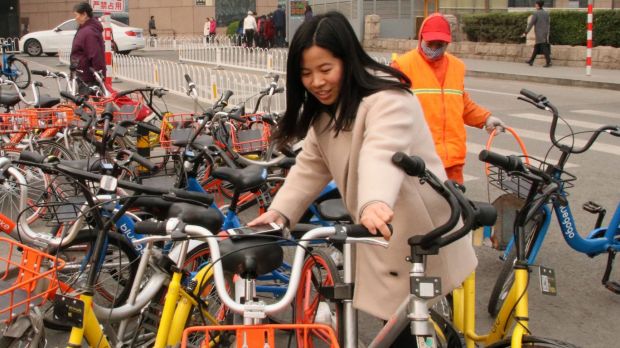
[0,236,65,323]
[90,93,149,122]
[0,113,31,134]
[230,114,272,154]
[22,106,79,130]
[159,113,203,153]
[181,324,339,348]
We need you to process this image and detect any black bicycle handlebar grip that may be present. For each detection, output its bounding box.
[472,201,498,227]
[60,91,84,106]
[274,87,285,93]
[134,220,168,235]
[31,70,48,76]
[184,74,193,84]
[228,107,245,122]
[102,103,116,119]
[131,153,157,172]
[167,189,214,206]
[136,121,161,134]
[154,88,168,98]
[478,150,517,171]
[220,90,234,105]
[345,224,393,238]
[272,74,280,83]
[19,151,46,164]
[392,152,426,177]
[520,89,543,103]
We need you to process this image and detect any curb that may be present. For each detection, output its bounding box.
[466,70,620,91]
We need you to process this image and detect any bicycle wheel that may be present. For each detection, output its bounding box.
[6,58,31,89]
[487,209,547,316]
[486,335,581,348]
[294,247,343,348]
[0,150,50,226]
[0,327,45,348]
[49,229,140,308]
[33,139,76,161]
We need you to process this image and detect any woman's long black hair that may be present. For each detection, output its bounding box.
[274,11,411,146]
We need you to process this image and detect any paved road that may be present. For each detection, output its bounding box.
[8,52,620,347]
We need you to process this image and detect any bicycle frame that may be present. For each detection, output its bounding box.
[452,268,530,348]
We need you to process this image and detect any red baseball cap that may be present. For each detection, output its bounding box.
[420,14,451,43]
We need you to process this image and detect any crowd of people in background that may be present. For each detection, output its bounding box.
[234,4,287,49]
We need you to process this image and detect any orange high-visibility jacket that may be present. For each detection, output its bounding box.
[394,50,490,168]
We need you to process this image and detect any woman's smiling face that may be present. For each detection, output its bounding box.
[301,45,343,106]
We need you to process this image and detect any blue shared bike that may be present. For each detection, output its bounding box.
[482,89,620,316]
[1,43,31,89]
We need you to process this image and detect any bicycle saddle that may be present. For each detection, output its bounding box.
[317,199,351,222]
[169,128,214,148]
[0,92,21,109]
[219,236,284,279]
[34,94,60,108]
[167,202,222,236]
[211,165,267,192]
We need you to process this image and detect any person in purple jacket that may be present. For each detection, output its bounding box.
[70,2,106,95]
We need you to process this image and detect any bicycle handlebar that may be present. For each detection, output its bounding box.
[0,77,39,106]
[518,89,620,154]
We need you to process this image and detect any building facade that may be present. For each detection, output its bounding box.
[6,0,618,39]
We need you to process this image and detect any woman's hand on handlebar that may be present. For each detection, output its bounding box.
[248,210,288,227]
[360,201,393,241]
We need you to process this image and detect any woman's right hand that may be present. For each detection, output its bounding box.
[247,210,287,227]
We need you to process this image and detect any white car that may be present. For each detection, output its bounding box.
[20,18,145,56]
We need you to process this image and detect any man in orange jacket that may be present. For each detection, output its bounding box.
[392,13,505,184]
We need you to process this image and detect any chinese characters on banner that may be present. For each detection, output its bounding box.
[90,0,125,12]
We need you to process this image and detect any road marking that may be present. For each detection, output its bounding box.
[464,174,478,182]
[509,112,605,129]
[514,128,620,156]
[466,142,579,169]
[572,109,620,119]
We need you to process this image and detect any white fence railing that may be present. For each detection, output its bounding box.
[58,49,286,113]
[142,34,241,51]
[179,44,391,74]
[0,37,20,53]
[179,45,288,75]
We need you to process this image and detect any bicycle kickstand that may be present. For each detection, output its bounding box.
[602,249,620,294]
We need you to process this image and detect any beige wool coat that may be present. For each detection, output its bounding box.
[269,89,478,320]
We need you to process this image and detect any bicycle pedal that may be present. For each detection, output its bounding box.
[583,201,603,213]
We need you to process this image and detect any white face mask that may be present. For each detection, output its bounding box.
[421,41,448,61]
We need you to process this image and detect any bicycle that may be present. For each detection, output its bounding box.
[0,43,31,89]
[177,152,495,348]
[483,89,620,318]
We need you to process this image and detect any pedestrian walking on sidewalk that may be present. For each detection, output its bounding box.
[148,16,157,37]
[203,17,211,43]
[71,1,105,96]
[391,13,506,184]
[523,0,552,67]
[243,10,257,47]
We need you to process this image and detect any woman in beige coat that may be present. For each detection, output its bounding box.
[249,11,477,345]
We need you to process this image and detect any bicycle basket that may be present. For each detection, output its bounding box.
[160,113,213,153]
[230,114,271,155]
[181,324,339,348]
[19,106,79,130]
[91,93,149,122]
[0,113,31,134]
[487,155,576,200]
[0,236,65,323]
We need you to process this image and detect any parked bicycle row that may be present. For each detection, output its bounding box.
[1,21,619,348]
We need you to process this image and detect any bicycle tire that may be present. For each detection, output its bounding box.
[487,208,547,317]
[294,247,343,348]
[429,308,465,348]
[6,58,31,89]
[50,230,140,307]
[0,150,50,226]
[486,335,581,348]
